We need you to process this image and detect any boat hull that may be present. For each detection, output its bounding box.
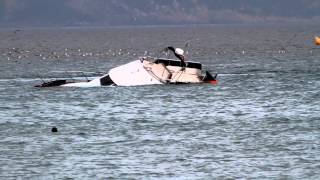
[34,59,217,87]
[109,60,162,86]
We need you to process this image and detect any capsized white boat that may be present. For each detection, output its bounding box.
[35,47,218,87]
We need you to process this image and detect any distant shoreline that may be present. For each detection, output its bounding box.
[0,21,317,30]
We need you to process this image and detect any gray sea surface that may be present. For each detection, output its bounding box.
[0,25,320,179]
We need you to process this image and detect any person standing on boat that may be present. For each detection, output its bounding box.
[166,46,187,67]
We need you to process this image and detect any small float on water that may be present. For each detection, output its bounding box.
[35,47,218,87]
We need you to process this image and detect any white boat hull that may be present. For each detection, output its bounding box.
[35,58,217,87]
[109,60,162,86]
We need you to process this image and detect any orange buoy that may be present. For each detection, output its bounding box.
[314,36,320,45]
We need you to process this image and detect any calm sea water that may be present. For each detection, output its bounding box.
[0,25,320,179]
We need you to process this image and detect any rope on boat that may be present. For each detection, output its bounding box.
[143,66,168,84]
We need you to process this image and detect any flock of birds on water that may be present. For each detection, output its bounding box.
[1,30,320,62]
[1,47,143,61]
[2,46,319,62]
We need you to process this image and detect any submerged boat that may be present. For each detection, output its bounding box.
[35,47,217,87]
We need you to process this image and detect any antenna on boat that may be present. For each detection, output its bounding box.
[184,41,190,49]
[184,40,191,57]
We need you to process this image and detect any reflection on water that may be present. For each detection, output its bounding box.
[0,25,320,179]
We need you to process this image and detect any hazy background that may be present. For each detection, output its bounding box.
[1,0,320,27]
